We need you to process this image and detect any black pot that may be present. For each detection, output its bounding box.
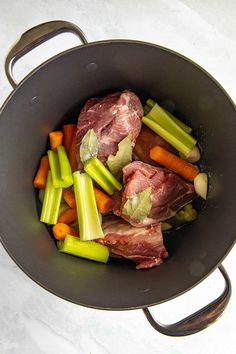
[0,21,235,337]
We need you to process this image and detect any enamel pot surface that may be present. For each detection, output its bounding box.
[0,21,235,336]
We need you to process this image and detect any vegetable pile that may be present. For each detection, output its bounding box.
[34,91,208,269]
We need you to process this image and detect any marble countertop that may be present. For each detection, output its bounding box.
[0,1,236,353]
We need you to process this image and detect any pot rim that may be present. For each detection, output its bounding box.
[0,38,236,310]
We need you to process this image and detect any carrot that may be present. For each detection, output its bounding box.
[63,188,76,208]
[63,124,76,153]
[52,222,78,241]
[33,155,50,189]
[68,130,78,172]
[93,187,113,214]
[150,146,199,181]
[49,131,63,151]
[58,207,77,224]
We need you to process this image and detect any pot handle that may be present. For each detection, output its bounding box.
[143,265,231,336]
[5,20,88,88]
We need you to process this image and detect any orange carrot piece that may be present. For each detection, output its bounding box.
[63,188,76,208]
[93,187,113,214]
[68,130,78,172]
[49,131,63,151]
[52,222,78,241]
[58,208,77,224]
[63,124,76,153]
[33,155,50,189]
[150,146,199,182]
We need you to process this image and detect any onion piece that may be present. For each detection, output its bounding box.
[194,173,208,199]
[180,146,201,163]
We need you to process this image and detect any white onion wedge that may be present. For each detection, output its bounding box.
[180,146,201,163]
[194,173,208,199]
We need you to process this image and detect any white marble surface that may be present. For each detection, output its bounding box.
[0,1,236,353]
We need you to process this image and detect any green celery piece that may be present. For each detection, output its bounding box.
[164,109,192,134]
[107,136,132,178]
[73,171,104,240]
[57,235,109,263]
[147,103,196,151]
[168,204,197,227]
[40,171,62,224]
[57,146,73,185]
[48,148,73,188]
[142,117,191,156]
[48,150,62,187]
[146,99,192,134]
[146,98,156,107]
[143,104,151,115]
[84,157,122,195]
[122,187,152,221]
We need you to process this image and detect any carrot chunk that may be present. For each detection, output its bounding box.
[33,155,50,189]
[68,130,78,172]
[49,131,63,151]
[52,222,78,240]
[63,188,76,209]
[58,208,77,224]
[150,146,199,181]
[63,124,76,153]
[93,187,113,214]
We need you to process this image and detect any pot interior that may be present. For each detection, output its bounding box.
[0,41,236,309]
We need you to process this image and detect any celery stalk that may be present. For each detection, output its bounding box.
[142,117,191,156]
[143,104,151,115]
[57,235,109,263]
[40,171,62,224]
[146,98,156,107]
[84,157,122,195]
[147,103,196,151]
[146,99,192,134]
[168,204,197,227]
[164,110,192,134]
[48,148,73,188]
[57,146,73,186]
[73,171,104,240]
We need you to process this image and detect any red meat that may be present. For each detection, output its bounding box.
[97,216,168,269]
[114,161,196,227]
[76,90,143,162]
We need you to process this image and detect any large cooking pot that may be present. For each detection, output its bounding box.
[0,21,235,337]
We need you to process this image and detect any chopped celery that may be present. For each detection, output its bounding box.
[57,146,73,185]
[84,157,122,195]
[73,171,104,240]
[142,117,191,156]
[164,110,192,134]
[146,99,192,134]
[40,171,62,224]
[143,104,151,115]
[58,235,109,263]
[146,98,156,107]
[168,204,197,227]
[48,146,73,188]
[147,103,196,152]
